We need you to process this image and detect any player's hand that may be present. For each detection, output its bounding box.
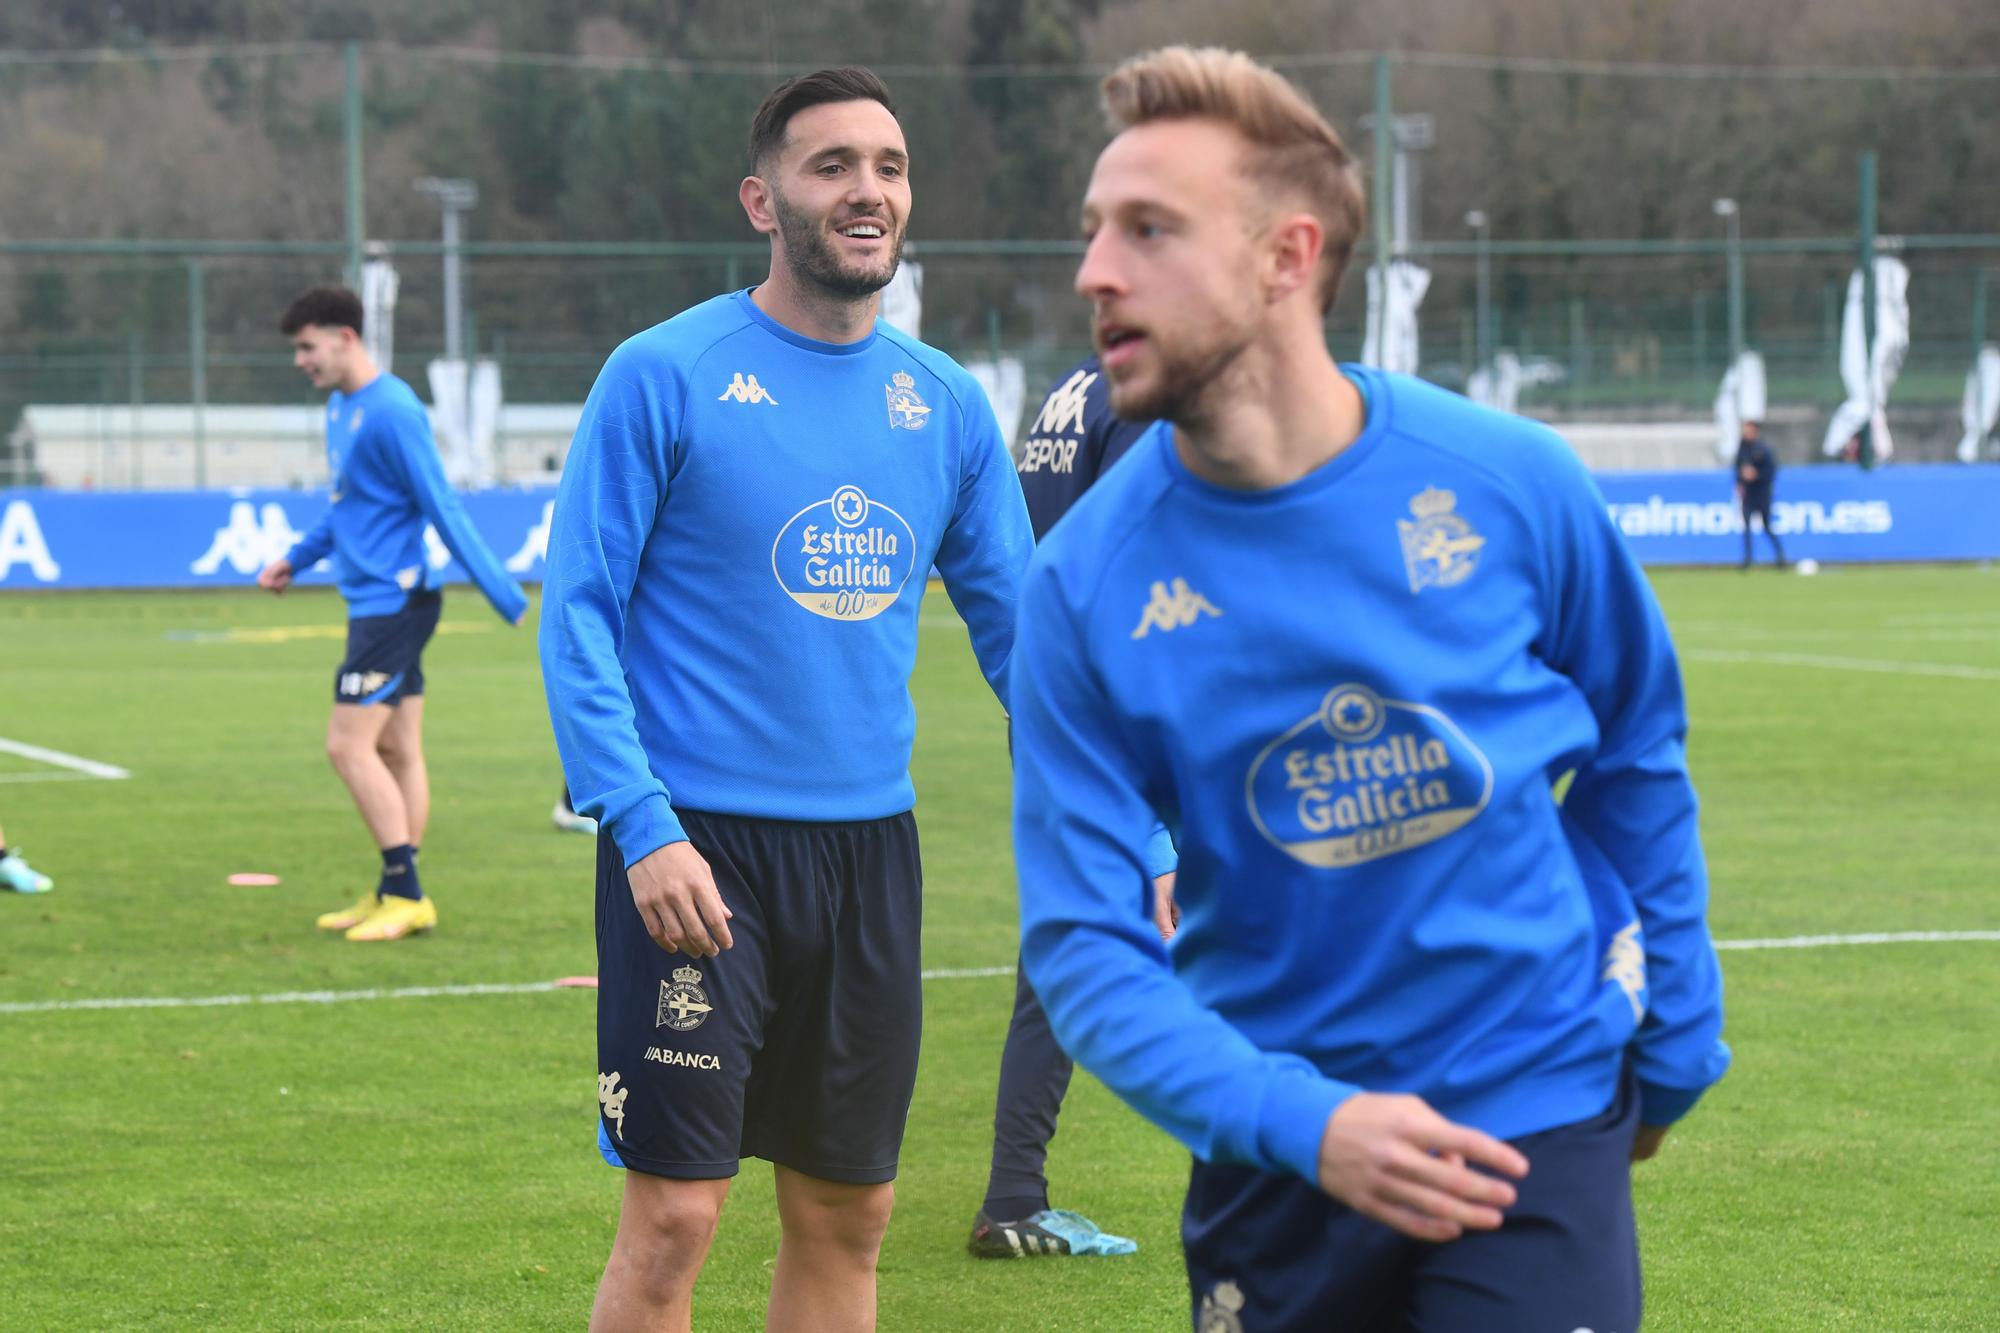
[1151,871,1178,942]
[1316,1093,1529,1243]
[257,558,294,593]
[627,840,735,957]
[1630,1124,1670,1162]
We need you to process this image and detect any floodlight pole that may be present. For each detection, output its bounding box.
[1466,209,1492,376]
[415,177,478,363]
[1713,197,1744,364]
[343,42,365,289]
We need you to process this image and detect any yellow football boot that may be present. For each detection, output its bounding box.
[315,892,380,932]
[343,894,438,942]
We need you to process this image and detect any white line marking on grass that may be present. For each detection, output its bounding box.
[1684,649,2000,682]
[0,965,1021,1016]
[0,736,130,780]
[1715,930,2000,951]
[0,770,104,786]
[7,939,1993,1018]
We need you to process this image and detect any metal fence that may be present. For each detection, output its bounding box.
[3,43,1997,486]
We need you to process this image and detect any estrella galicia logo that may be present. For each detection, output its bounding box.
[1245,682,1493,868]
[770,484,917,621]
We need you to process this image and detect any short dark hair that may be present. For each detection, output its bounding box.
[748,67,897,174]
[280,285,363,336]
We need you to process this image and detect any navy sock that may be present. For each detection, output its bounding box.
[983,1193,1049,1223]
[378,844,422,901]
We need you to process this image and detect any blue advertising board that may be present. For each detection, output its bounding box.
[1593,465,2000,566]
[0,465,1995,590]
[0,487,556,590]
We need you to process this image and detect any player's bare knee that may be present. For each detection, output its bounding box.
[781,1179,894,1259]
[626,1179,726,1262]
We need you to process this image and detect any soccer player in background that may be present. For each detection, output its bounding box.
[0,819,54,894]
[258,285,528,942]
[1010,48,1729,1329]
[1734,419,1786,568]
[540,68,1032,1332]
[965,355,1175,1261]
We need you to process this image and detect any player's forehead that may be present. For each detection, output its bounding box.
[776,98,908,167]
[1082,118,1250,221]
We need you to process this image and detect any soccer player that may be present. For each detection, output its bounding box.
[1010,48,1729,1330]
[259,285,528,943]
[966,355,1175,1260]
[540,68,1031,1332]
[0,820,54,894]
[1734,419,1786,568]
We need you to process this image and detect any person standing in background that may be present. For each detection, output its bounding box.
[1735,420,1786,568]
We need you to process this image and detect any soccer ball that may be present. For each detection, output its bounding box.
[1795,558,1820,576]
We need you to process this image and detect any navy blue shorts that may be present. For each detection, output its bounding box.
[333,590,440,706]
[593,808,923,1184]
[1183,1070,1642,1332]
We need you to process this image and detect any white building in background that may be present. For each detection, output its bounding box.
[8,403,586,491]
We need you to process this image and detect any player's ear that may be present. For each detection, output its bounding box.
[1264,210,1324,307]
[739,175,778,236]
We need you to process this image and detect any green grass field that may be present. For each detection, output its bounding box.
[2,567,1996,1331]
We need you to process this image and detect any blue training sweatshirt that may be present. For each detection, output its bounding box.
[1011,365,1730,1188]
[284,372,528,623]
[540,290,1033,869]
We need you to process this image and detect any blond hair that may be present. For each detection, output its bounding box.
[1100,47,1365,313]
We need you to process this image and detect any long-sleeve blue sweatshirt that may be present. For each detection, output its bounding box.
[284,372,528,622]
[540,290,1034,868]
[1011,365,1729,1188]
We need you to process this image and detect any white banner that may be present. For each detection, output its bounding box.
[1714,351,1768,461]
[1468,350,1520,414]
[427,358,503,488]
[963,358,1027,447]
[1958,345,2000,463]
[880,260,923,340]
[360,257,399,375]
[1361,260,1429,375]
[1822,257,1909,460]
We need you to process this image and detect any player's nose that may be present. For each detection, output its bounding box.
[1075,233,1124,299]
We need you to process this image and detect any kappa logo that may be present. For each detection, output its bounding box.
[656,964,714,1031]
[0,499,62,582]
[1397,486,1486,593]
[189,501,307,577]
[1028,367,1096,437]
[885,370,931,430]
[718,372,778,405]
[597,1071,629,1140]
[506,500,555,573]
[338,671,392,698]
[1602,920,1647,1021]
[1131,577,1222,639]
[1197,1279,1246,1333]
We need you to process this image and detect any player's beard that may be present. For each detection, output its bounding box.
[772,185,904,300]
[1108,318,1256,426]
